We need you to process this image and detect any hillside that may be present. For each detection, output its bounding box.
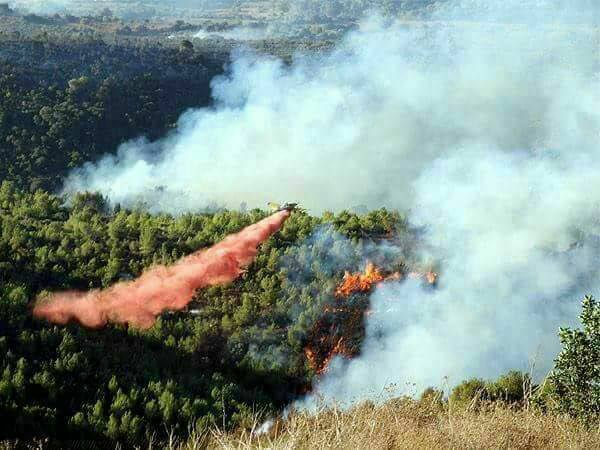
[0,184,408,443]
[1,1,600,448]
[187,401,600,450]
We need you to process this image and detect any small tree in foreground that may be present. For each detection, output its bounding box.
[550,295,600,422]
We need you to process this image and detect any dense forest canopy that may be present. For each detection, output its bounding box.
[0,33,226,193]
[0,182,405,441]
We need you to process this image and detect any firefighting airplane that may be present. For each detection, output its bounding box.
[267,202,300,212]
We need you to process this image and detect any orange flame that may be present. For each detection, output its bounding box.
[305,336,353,375]
[335,262,385,298]
[304,262,438,377]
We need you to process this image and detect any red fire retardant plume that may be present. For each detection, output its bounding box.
[33,210,291,329]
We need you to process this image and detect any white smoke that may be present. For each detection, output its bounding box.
[9,0,76,14]
[64,1,600,404]
[63,4,599,214]
[300,150,600,407]
[194,26,275,41]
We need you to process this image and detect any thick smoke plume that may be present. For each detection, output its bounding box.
[63,0,600,404]
[63,3,600,214]
[33,211,290,329]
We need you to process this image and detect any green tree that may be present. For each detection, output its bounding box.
[550,295,600,422]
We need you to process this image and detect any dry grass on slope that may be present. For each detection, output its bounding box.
[174,400,600,450]
[2,399,598,450]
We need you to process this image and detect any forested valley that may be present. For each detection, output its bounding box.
[0,32,227,193]
[0,29,410,443]
[0,4,598,448]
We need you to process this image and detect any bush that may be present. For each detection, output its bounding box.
[450,378,487,408]
[487,371,529,404]
[550,295,600,422]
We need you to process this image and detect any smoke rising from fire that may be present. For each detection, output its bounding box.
[300,152,600,406]
[33,211,290,329]
[64,4,599,214]
[63,0,600,404]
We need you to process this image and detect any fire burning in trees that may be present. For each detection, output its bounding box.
[305,262,438,375]
[305,336,352,376]
[335,262,385,298]
[304,304,365,375]
[334,262,437,299]
[33,211,291,329]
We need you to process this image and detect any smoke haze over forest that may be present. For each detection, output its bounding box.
[65,2,600,214]
[2,0,600,444]
[56,0,600,406]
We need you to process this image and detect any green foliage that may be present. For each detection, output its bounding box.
[0,185,404,444]
[550,295,600,422]
[450,371,531,409]
[274,0,440,22]
[0,10,596,445]
[0,34,223,193]
[487,371,530,404]
[450,378,488,408]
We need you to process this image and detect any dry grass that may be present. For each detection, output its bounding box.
[173,400,600,450]
[2,400,598,450]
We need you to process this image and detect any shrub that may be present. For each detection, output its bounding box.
[487,371,529,404]
[550,295,600,422]
[450,378,487,408]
